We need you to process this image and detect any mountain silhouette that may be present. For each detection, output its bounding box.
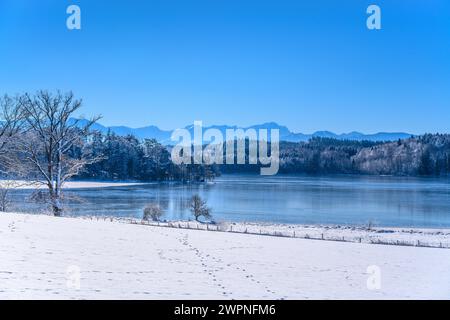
[71,118,413,144]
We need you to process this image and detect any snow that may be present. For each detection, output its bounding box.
[0,180,149,189]
[1,212,449,299]
[134,219,450,249]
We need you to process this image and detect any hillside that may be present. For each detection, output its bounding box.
[221,134,450,176]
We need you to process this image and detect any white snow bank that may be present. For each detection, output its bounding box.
[0,180,149,189]
[104,218,450,249]
[1,213,449,299]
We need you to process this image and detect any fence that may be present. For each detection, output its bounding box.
[97,217,450,250]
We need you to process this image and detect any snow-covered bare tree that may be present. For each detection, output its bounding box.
[19,90,101,216]
[190,194,211,221]
[0,94,24,164]
[0,94,33,212]
[143,203,163,221]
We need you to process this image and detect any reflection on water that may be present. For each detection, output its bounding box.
[8,174,450,228]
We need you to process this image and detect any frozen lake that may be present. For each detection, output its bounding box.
[9,174,450,228]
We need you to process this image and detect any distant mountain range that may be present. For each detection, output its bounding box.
[74,119,413,144]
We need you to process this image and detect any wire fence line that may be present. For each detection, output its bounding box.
[81,216,450,250]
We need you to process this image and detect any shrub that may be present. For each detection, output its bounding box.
[143,203,163,221]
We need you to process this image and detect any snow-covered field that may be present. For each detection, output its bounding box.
[134,219,450,248]
[1,213,449,299]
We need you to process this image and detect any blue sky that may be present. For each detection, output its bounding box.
[0,0,449,133]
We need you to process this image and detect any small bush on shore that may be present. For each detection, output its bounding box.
[143,203,163,221]
[216,221,229,232]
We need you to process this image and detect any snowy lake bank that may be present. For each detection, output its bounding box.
[83,215,450,249]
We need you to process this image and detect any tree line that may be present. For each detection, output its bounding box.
[220,136,450,176]
[78,131,218,182]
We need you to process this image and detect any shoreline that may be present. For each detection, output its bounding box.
[13,211,450,249]
[128,218,450,249]
[0,180,151,189]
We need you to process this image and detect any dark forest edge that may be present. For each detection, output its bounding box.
[220,135,450,176]
[76,132,450,180]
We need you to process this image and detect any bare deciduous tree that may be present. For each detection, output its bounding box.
[190,194,211,221]
[0,94,24,163]
[0,94,28,212]
[19,90,102,216]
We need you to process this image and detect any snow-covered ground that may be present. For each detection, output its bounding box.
[132,219,450,248]
[1,212,449,299]
[0,180,149,189]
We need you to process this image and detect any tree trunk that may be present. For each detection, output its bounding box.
[52,143,63,217]
[49,185,62,217]
[52,196,63,217]
[52,203,62,216]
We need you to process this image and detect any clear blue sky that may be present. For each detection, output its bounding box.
[0,0,449,133]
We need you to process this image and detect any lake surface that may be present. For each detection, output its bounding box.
[9,174,450,228]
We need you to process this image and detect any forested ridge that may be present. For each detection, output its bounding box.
[77,130,218,182]
[79,132,450,179]
[223,134,450,176]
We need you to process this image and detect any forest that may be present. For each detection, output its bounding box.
[78,131,218,182]
[216,135,450,176]
[77,133,450,179]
